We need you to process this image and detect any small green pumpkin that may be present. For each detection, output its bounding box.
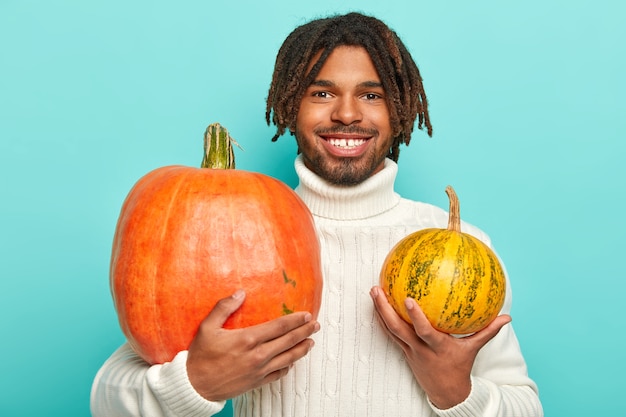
[380,186,506,334]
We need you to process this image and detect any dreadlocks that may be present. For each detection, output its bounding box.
[265,12,432,162]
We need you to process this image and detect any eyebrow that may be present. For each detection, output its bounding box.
[309,79,384,89]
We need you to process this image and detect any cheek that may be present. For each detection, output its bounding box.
[293,126,315,153]
[372,108,392,132]
[296,105,322,128]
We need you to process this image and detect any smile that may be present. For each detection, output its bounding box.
[328,138,367,149]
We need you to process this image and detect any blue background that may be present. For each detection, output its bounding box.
[1,1,624,416]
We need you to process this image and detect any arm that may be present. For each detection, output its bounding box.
[90,344,223,417]
[370,286,542,417]
[91,291,319,417]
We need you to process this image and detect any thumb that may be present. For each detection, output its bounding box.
[466,314,512,351]
[203,289,246,328]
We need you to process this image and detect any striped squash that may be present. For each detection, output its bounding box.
[379,186,505,334]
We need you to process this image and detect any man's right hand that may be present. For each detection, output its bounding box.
[186,289,320,401]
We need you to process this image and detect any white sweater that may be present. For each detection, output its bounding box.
[91,156,542,417]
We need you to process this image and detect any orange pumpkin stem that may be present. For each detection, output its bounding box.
[445,185,461,233]
[201,123,241,169]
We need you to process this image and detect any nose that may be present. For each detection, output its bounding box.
[331,96,362,125]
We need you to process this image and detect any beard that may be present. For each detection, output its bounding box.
[295,126,390,186]
[301,152,386,186]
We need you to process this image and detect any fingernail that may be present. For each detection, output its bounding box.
[404,297,414,310]
[304,312,312,322]
[370,287,379,298]
[232,289,245,300]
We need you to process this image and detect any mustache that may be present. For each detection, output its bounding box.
[314,125,378,136]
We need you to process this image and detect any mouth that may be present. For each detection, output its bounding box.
[318,128,374,149]
[317,132,372,157]
[327,137,367,149]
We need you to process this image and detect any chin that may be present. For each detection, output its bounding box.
[321,162,378,186]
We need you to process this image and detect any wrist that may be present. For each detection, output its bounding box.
[427,378,471,410]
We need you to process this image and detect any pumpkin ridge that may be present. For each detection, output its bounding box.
[442,188,469,330]
[255,175,292,320]
[230,174,284,326]
[455,235,484,330]
[152,169,193,360]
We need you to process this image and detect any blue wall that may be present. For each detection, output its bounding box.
[1,1,624,416]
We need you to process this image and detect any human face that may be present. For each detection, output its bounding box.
[295,46,393,186]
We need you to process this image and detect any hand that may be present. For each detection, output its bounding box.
[187,290,320,401]
[370,286,511,409]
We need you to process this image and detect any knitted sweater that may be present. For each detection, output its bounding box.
[91,156,542,417]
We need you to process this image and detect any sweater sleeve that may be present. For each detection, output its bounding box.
[90,344,225,417]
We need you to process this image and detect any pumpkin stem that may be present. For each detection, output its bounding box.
[445,185,462,232]
[201,123,243,169]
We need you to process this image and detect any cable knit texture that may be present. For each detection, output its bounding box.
[91,156,543,417]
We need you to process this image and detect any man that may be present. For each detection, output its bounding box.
[91,12,543,416]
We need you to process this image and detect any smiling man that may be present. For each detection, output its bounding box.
[295,46,393,185]
[91,12,543,417]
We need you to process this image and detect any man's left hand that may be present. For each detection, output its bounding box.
[370,285,511,410]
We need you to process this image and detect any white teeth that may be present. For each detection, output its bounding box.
[329,138,366,148]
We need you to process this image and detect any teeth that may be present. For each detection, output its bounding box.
[329,138,366,148]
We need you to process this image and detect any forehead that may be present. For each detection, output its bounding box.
[306,45,381,81]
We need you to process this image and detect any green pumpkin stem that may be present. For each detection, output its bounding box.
[201,123,242,169]
[445,185,462,233]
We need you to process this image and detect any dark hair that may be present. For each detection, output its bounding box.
[265,12,432,162]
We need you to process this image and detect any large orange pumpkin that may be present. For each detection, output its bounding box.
[110,123,323,364]
[380,186,505,334]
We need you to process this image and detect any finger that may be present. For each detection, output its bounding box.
[464,314,512,351]
[262,335,316,376]
[371,299,407,348]
[370,286,417,348]
[403,297,450,350]
[201,289,247,328]
[257,313,319,360]
[262,364,293,386]
[246,310,318,344]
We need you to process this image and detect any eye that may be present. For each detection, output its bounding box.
[364,92,383,101]
[312,91,330,99]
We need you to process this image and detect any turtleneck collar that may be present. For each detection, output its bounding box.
[294,155,401,220]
